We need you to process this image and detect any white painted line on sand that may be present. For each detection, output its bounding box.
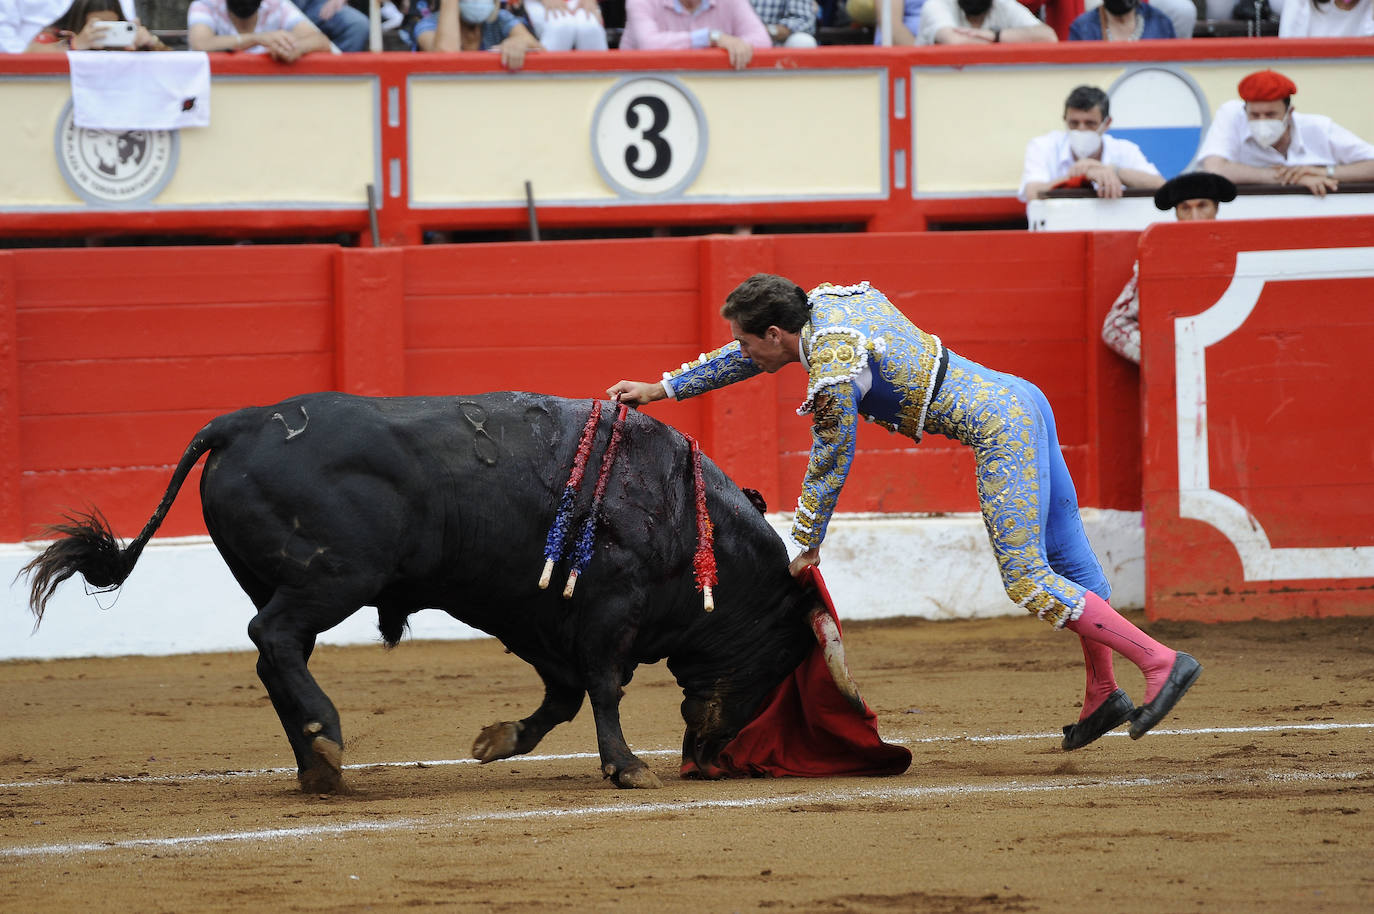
[3,721,1369,791]
[2,768,1366,861]
[912,721,1374,743]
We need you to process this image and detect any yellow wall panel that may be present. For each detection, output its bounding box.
[409,76,617,204]
[684,72,883,197]
[0,79,83,206]
[165,78,378,205]
[913,60,1374,196]
[0,76,377,208]
[408,71,884,205]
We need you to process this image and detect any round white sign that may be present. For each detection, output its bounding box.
[54,100,178,207]
[591,76,707,199]
[1106,66,1210,179]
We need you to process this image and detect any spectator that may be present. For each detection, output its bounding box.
[1279,0,1373,36]
[417,0,543,69]
[1132,0,1193,39]
[749,0,817,45]
[620,0,769,69]
[1197,69,1374,198]
[0,0,135,52]
[294,0,370,51]
[386,0,434,49]
[1068,0,1176,39]
[1101,172,1236,364]
[1019,85,1165,202]
[24,0,165,49]
[524,0,608,50]
[917,0,1057,43]
[188,0,331,61]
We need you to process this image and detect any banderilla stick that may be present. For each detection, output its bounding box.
[539,399,602,589]
[690,437,717,612]
[565,403,628,598]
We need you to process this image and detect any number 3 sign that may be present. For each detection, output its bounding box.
[592,76,708,199]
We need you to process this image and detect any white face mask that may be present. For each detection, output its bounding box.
[1067,129,1103,160]
[1247,116,1287,148]
[459,0,495,22]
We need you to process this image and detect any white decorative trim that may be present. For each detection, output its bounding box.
[1174,246,1374,582]
[808,281,871,299]
[797,326,884,415]
[912,333,944,439]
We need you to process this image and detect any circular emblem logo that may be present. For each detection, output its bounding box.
[54,100,179,206]
[1106,66,1210,179]
[591,76,708,199]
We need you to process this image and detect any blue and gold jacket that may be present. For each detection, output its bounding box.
[662,282,945,551]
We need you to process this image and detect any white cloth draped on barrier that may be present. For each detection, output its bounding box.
[67,50,211,131]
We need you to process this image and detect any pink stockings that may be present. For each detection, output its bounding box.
[1075,637,1118,721]
[1066,592,1178,715]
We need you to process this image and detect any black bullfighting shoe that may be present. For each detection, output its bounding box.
[1061,688,1134,751]
[1128,652,1202,740]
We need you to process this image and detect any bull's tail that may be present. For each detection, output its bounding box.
[20,419,226,628]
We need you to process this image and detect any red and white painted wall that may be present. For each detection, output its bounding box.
[1140,216,1374,622]
[5,220,1372,657]
[0,231,1147,658]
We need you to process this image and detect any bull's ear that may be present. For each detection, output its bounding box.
[741,488,768,515]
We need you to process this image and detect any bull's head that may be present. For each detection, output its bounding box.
[673,579,869,778]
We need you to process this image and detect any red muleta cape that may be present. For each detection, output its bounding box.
[680,566,912,779]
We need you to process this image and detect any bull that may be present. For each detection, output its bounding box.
[21,392,874,792]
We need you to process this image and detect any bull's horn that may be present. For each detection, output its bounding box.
[808,607,866,714]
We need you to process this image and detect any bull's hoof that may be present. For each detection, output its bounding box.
[472,721,523,763]
[607,763,664,790]
[298,731,346,794]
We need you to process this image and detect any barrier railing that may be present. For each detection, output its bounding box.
[3,39,1373,244]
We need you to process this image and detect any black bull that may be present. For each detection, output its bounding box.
[22,392,867,792]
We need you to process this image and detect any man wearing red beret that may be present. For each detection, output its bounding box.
[1196,68,1374,197]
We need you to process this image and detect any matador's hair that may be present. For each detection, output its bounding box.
[720,273,810,336]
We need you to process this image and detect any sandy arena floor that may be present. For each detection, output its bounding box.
[2,611,1371,913]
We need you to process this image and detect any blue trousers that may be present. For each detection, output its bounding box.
[924,351,1110,627]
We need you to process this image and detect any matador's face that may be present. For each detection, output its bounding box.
[730,320,794,373]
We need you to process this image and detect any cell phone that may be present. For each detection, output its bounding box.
[92,20,137,48]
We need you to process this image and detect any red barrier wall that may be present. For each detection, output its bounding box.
[0,232,1141,542]
[1139,217,1374,621]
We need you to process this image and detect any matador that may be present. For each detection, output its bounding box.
[609,273,1200,748]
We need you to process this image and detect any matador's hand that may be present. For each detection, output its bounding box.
[789,548,820,578]
[607,380,665,407]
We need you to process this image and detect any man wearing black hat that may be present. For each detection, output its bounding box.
[1101,172,1236,363]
